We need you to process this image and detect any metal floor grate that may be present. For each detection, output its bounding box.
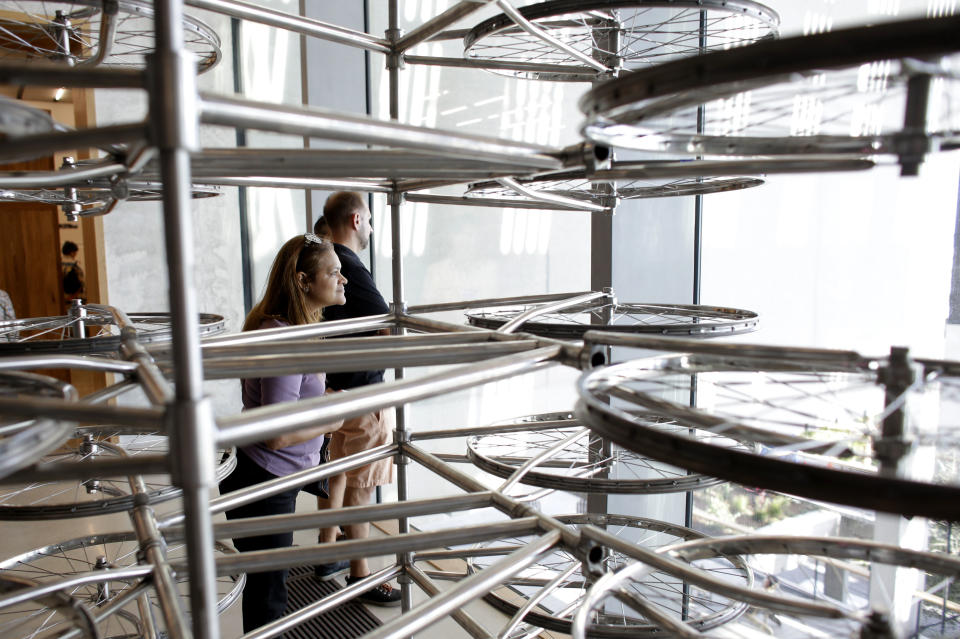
[282,565,382,639]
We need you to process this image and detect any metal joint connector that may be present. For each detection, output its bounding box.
[101,0,119,15]
[558,142,611,170]
[389,301,408,314]
[873,436,914,465]
[583,542,606,577]
[386,190,405,207]
[878,346,915,389]
[389,53,406,71]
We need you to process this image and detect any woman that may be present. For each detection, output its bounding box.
[219,233,347,633]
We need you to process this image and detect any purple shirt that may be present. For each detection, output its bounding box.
[241,318,327,477]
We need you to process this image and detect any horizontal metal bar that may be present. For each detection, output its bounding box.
[159,445,398,527]
[198,95,562,170]
[174,149,548,180]
[211,518,542,575]
[416,549,499,562]
[198,341,542,378]
[0,124,147,164]
[0,355,137,373]
[366,529,562,639]
[405,444,582,549]
[0,455,169,484]
[581,331,868,367]
[405,564,492,639]
[396,314,489,334]
[394,178,473,193]
[0,396,163,428]
[194,315,395,348]
[499,291,607,334]
[403,55,595,75]
[404,193,591,211]
[185,0,391,52]
[208,493,494,540]
[0,62,146,88]
[218,346,562,448]
[189,176,394,192]
[406,291,596,314]
[395,0,491,52]
[0,163,127,188]
[201,331,494,358]
[80,379,139,405]
[245,566,402,639]
[497,176,609,213]
[591,158,876,180]
[430,453,472,463]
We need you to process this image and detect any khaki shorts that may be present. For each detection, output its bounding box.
[329,407,395,488]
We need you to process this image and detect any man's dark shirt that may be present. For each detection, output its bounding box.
[324,244,389,390]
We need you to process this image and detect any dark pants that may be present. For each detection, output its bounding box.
[220,449,300,634]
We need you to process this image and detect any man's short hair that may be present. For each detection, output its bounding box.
[323,191,366,230]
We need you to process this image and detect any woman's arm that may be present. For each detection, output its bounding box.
[264,418,343,450]
[258,374,343,449]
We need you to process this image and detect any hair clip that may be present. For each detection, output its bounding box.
[303,233,325,245]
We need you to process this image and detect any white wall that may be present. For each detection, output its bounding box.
[97,8,244,415]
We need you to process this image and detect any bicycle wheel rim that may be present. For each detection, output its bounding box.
[464,0,779,82]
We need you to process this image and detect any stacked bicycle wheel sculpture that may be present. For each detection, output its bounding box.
[1,2,959,639]
[576,333,960,521]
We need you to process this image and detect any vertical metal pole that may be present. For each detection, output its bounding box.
[871,347,920,634]
[151,1,219,637]
[586,20,618,519]
[386,0,414,614]
[682,10,709,623]
[231,18,253,313]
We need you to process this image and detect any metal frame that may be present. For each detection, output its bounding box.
[0,2,956,638]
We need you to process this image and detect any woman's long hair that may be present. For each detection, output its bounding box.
[243,235,334,331]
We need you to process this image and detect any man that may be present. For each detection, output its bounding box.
[313,191,400,606]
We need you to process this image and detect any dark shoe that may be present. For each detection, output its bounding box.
[314,560,349,581]
[345,576,402,607]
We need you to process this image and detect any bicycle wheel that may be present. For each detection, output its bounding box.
[468,171,763,205]
[467,412,723,494]
[463,513,751,636]
[580,15,960,168]
[575,338,960,520]
[466,299,758,338]
[0,432,236,519]
[0,180,220,206]
[0,0,221,71]
[0,95,58,137]
[0,307,226,355]
[645,535,960,638]
[0,532,244,639]
[464,0,779,82]
[0,371,75,481]
[0,574,98,639]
